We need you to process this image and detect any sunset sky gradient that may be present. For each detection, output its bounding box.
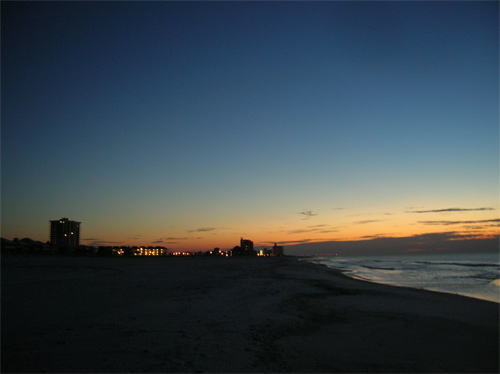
[2,1,498,254]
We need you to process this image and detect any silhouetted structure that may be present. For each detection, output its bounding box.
[49,218,81,246]
[231,238,256,256]
[258,248,273,256]
[240,238,253,252]
[273,243,284,256]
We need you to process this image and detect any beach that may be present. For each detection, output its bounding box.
[2,255,498,373]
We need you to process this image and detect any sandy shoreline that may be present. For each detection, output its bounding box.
[2,255,498,373]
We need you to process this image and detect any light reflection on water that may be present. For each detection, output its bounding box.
[307,252,499,303]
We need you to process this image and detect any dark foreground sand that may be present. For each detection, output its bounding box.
[1,255,498,373]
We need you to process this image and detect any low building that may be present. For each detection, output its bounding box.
[258,248,273,256]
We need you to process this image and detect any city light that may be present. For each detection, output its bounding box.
[134,247,169,256]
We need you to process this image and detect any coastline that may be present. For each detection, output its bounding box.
[303,254,500,304]
[2,255,498,373]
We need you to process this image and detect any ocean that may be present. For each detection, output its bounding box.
[306,252,499,303]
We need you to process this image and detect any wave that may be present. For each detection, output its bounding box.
[359,265,398,271]
[413,261,497,268]
[310,253,500,303]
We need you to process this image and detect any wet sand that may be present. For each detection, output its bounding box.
[1,255,498,373]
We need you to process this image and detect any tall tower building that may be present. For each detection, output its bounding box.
[240,238,254,254]
[50,218,81,246]
[272,243,284,256]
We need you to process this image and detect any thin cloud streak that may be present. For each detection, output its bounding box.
[359,234,388,239]
[287,228,338,235]
[299,210,318,217]
[407,207,495,213]
[419,219,500,226]
[353,220,382,225]
[288,229,317,234]
[188,227,216,233]
[285,223,338,235]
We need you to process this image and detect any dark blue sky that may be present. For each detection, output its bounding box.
[2,1,498,251]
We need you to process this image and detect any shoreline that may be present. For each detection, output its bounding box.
[302,254,500,304]
[2,255,499,372]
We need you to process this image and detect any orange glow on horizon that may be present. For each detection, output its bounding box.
[10,205,497,253]
[79,224,498,252]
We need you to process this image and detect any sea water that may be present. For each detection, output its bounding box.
[306,252,499,303]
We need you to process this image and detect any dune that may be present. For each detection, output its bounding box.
[2,255,498,373]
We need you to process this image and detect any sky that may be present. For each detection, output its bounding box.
[2,1,499,255]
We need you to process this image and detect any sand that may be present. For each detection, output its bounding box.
[1,255,498,373]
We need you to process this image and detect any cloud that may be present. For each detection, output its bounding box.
[407,207,495,213]
[353,220,381,225]
[284,231,499,256]
[163,236,203,244]
[359,234,388,239]
[286,224,338,235]
[188,227,216,233]
[299,210,318,217]
[152,240,164,244]
[288,228,316,234]
[258,239,313,246]
[419,219,500,226]
[462,223,499,230]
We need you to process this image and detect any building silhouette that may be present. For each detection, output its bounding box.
[273,243,284,256]
[231,238,255,256]
[240,238,253,253]
[49,218,81,246]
